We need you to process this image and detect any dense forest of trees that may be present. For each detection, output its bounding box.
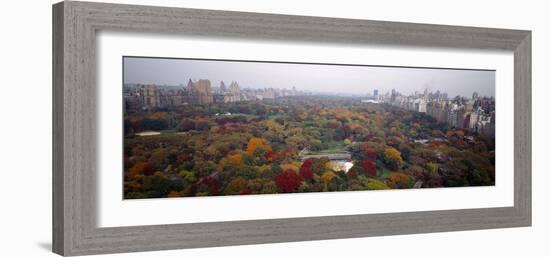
[123,96,495,199]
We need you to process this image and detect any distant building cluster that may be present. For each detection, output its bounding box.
[124,79,304,111]
[213,81,241,103]
[369,89,495,138]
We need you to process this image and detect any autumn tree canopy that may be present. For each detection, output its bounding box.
[123,96,495,199]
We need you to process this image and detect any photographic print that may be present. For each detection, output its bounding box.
[123,57,495,199]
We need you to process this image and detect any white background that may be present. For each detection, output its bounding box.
[0,0,547,256]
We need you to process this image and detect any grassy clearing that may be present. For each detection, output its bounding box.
[267,114,289,119]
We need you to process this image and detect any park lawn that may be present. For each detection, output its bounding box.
[317,141,346,153]
[160,129,178,134]
[267,114,289,119]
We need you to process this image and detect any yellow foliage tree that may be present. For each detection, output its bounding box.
[365,179,391,190]
[384,147,404,169]
[321,171,337,191]
[265,119,283,131]
[280,162,299,172]
[228,153,243,165]
[426,162,439,174]
[324,161,339,171]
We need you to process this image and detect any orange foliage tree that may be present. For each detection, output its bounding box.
[127,162,150,176]
[246,137,272,156]
[387,172,413,189]
[167,191,181,197]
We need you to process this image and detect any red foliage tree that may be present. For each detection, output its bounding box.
[361,143,376,161]
[302,159,313,168]
[347,167,358,179]
[361,160,377,177]
[275,169,302,193]
[365,148,377,161]
[299,159,314,180]
[199,177,220,196]
[239,188,252,195]
[360,143,377,161]
[264,150,277,161]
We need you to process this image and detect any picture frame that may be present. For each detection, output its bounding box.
[52,1,531,256]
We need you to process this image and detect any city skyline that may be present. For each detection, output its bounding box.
[123,57,495,98]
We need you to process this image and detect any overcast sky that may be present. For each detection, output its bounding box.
[123,57,495,98]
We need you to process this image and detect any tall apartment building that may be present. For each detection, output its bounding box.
[225,81,241,103]
[139,84,161,109]
[187,79,213,104]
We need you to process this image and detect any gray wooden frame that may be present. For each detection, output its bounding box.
[52,1,531,256]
